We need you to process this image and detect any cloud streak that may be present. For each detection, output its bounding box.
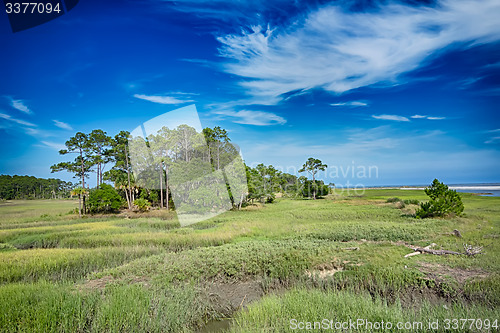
[372,114,410,122]
[134,94,194,104]
[40,141,66,150]
[330,101,368,107]
[213,108,286,126]
[216,0,500,105]
[0,112,36,127]
[411,115,446,120]
[52,120,73,130]
[485,136,500,144]
[10,99,32,114]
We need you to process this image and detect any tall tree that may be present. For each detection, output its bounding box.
[104,131,134,209]
[149,127,173,209]
[51,132,93,188]
[51,132,94,213]
[88,129,112,187]
[203,126,230,170]
[299,157,328,199]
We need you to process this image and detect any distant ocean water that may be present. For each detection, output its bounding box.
[400,184,500,197]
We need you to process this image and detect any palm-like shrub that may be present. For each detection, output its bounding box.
[133,198,150,212]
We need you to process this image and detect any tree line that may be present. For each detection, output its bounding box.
[0,175,73,200]
[1,126,331,215]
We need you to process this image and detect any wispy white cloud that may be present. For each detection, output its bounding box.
[0,112,58,139]
[22,127,54,138]
[485,136,500,144]
[40,141,66,150]
[52,120,73,130]
[133,93,194,104]
[213,108,286,126]
[0,112,36,127]
[216,0,500,105]
[411,114,446,120]
[330,101,368,107]
[179,58,214,68]
[10,99,32,114]
[372,114,410,122]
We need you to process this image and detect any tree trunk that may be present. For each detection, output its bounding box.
[312,173,316,200]
[238,193,244,210]
[83,194,86,214]
[80,148,85,189]
[97,162,100,187]
[207,144,212,166]
[78,194,82,218]
[165,165,169,210]
[124,145,132,210]
[217,143,220,170]
[124,186,131,210]
[159,162,164,209]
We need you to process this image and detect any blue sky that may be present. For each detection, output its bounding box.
[0,0,499,186]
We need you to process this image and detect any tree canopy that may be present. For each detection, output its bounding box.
[299,157,328,199]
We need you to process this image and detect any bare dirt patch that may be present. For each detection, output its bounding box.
[305,260,364,279]
[205,279,264,315]
[417,262,490,284]
[80,275,116,290]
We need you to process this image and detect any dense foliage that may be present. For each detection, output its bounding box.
[3,126,331,214]
[245,164,330,203]
[87,184,124,213]
[0,175,72,200]
[299,157,328,199]
[133,198,150,211]
[416,179,464,218]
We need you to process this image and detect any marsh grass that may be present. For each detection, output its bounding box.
[230,288,500,333]
[0,199,78,227]
[0,246,162,283]
[0,282,215,333]
[0,190,498,332]
[98,240,346,284]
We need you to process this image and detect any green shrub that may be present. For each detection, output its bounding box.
[302,180,329,199]
[403,199,420,205]
[87,184,124,214]
[133,198,151,212]
[386,197,401,203]
[416,179,464,218]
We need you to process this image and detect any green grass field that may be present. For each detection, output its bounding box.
[0,190,499,332]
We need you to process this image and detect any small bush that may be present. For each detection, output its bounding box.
[394,201,405,209]
[403,199,419,205]
[87,184,124,214]
[386,197,401,203]
[416,179,464,218]
[133,198,151,212]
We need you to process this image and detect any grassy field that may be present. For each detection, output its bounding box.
[0,190,498,332]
